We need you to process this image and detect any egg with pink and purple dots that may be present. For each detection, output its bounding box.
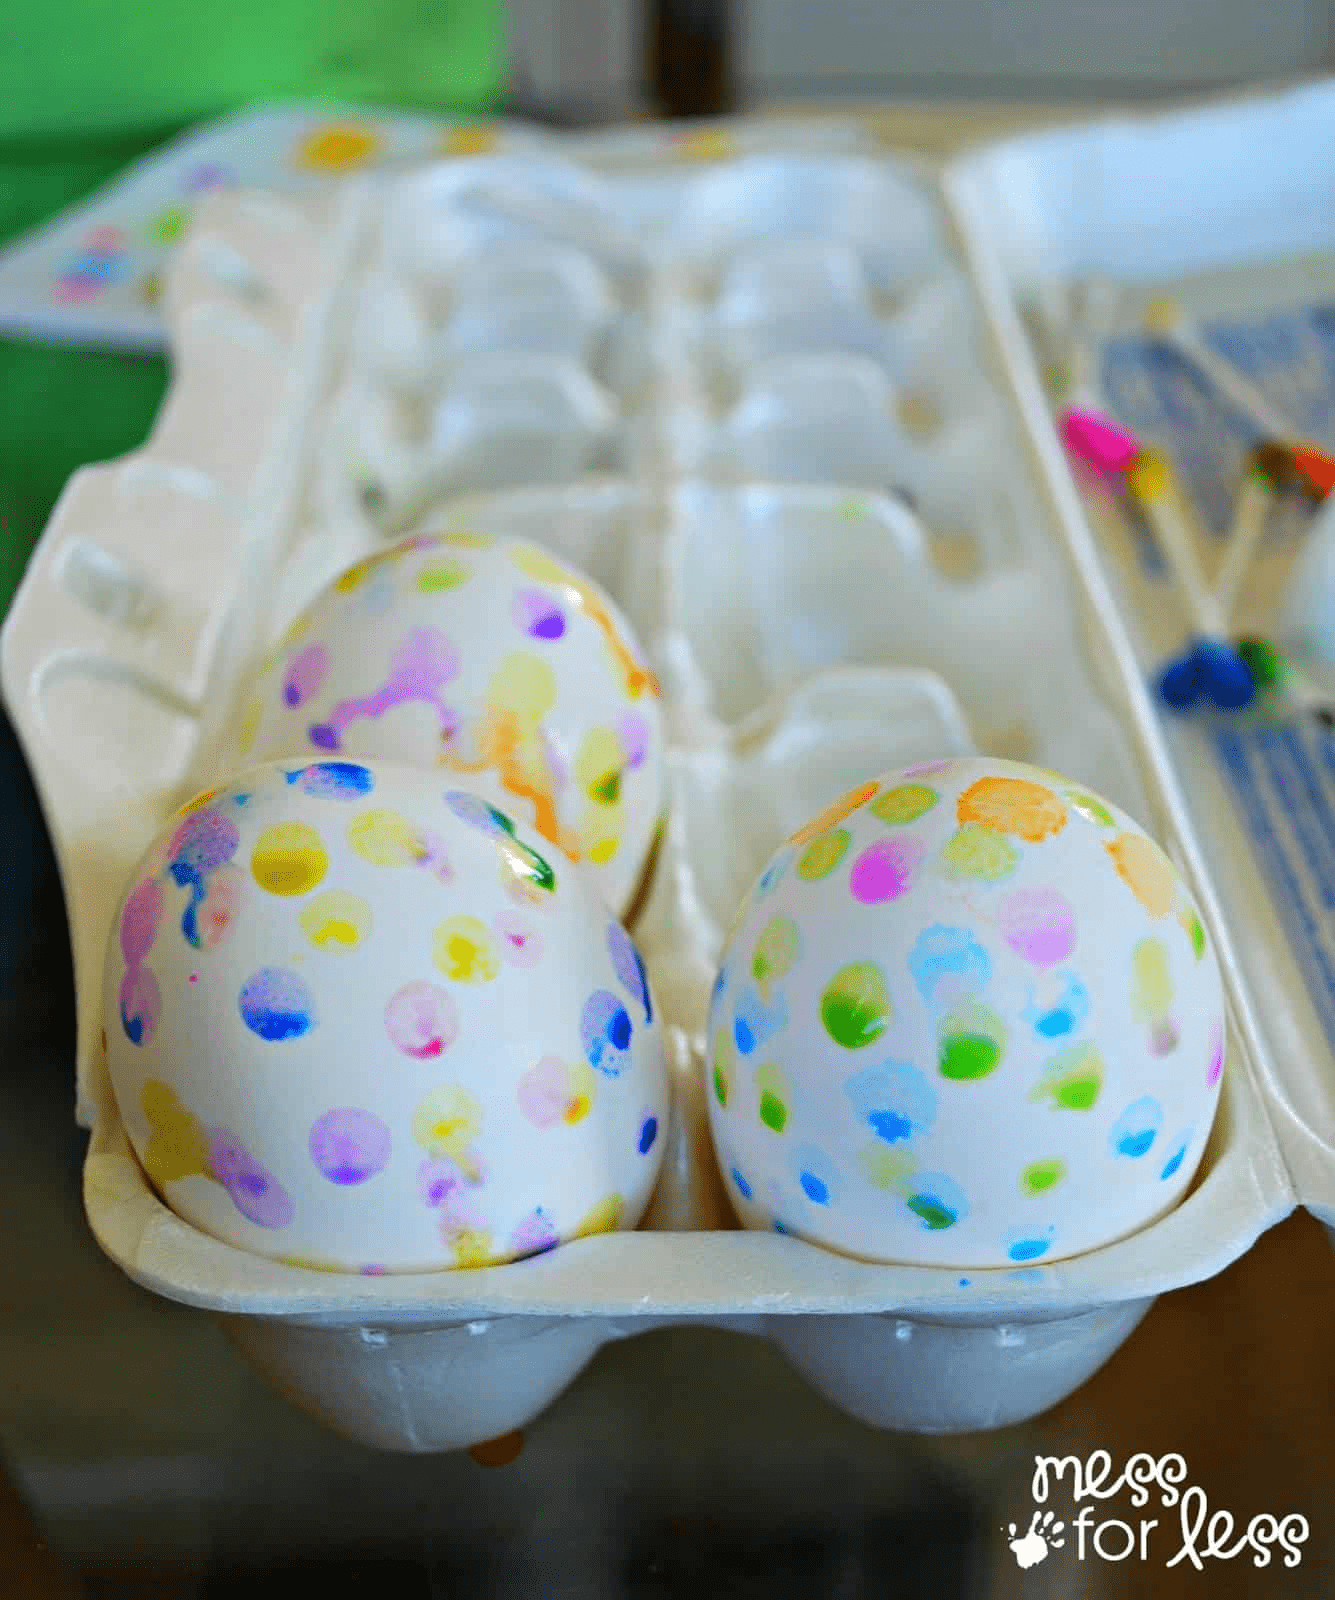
[235,532,667,920]
[102,758,668,1273]
[706,756,1225,1268]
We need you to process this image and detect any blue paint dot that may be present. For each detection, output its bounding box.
[638,1116,658,1155]
[121,1008,144,1045]
[1116,1130,1157,1158]
[958,1277,971,1287]
[734,1017,755,1055]
[1036,1007,1073,1038]
[799,1170,830,1205]
[868,1108,912,1144]
[773,1219,790,1235]
[730,1167,753,1200]
[233,793,251,806]
[1161,1143,1188,1180]
[610,1009,632,1051]
[1007,1238,1051,1262]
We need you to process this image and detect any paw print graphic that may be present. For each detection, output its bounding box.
[1006,1511,1066,1570]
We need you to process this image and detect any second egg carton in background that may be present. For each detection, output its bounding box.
[0,118,1295,1452]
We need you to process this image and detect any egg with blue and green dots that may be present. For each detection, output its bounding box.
[704,757,1225,1268]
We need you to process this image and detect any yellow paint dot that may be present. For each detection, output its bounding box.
[489,652,557,720]
[413,1084,483,1158]
[676,128,735,161]
[297,122,383,172]
[451,1230,495,1268]
[237,699,262,756]
[1107,832,1177,918]
[298,891,372,951]
[428,529,494,549]
[141,1080,211,1186]
[574,1194,623,1238]
[589,837,619,864]
[433,915,500,983]
[440,125,499,158]
[251,822,328,896]
[347,808,426,867]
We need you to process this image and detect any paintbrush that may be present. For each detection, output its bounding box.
[1124,448,1257,709]
[1143,298,1335,501]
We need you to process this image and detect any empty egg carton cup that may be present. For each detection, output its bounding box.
[1,128,1295,1452]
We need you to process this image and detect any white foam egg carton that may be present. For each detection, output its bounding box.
[947,78,1335,1256]
[1,120,1297,1452]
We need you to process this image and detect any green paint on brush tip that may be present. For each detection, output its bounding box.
[1237,636,1291,689]
[820,962,892,1049]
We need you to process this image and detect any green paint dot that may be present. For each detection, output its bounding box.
[940,1032,1002,1081]
[1056,1074,1101,1111]
[1030,1042,1105,1113]
[753,916,801,987]
[938,823,1019,882]
[713,1065,729,1108]
[1021,1159,1066,1195]
[1065,789,1117,829]
[796,829,850,881]
[907,1194,957,1230]
[417,560,470,593]
[590,770,621,805]
[759,1092,788,1132]
[870,784,939,826]
[820,961,891,1050]
[148,205,190,244]
[837,494,869,521]
[1189,911,1207,960]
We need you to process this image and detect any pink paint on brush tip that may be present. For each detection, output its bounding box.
[1059,408,1141,478]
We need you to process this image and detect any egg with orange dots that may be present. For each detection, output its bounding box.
[705,757,1226,1268]
[103,759,668,1273]
[234,533,667,919]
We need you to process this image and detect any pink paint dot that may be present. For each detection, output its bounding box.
[360,1263,388,1276]
[999,886,1076,968]
[493,910,543,968]
[849,837,922,906]
[120,878,165,965]
[189,973,199,985]
[1208,1025,1225,1087]
[385,980,459,1059]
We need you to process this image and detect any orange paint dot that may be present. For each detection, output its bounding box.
[956,777,1067,842]
[468,1429,525,1467]
[297,123,383,173]
[788,780,880,848]
[1106,832,1177,918]
[178,786,222,816]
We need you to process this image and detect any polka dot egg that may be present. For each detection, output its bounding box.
[236,532,666,919]
[706,757,1225,1268]
[104,759,668,1273]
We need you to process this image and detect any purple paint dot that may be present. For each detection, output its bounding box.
[189,973,199,985]
[360,1263,389,1276]
[999,887,1076,968]
[239,967,316,1042]
[618,710,650,771]
[309,1108,392,1185]
[849,837,922,905]
[283,644,330,708]
[207,1128,294,1229]
[513,588,567,641]
[119,967,161,1046]
[308,724,340,751]
[168,810,241,877]
[120,879,165,965]
[581,990,633,1076]
[607,921,652,1022]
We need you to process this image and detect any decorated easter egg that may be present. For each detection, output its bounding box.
[103,759,667,1273]
[706,757,1225,1267]
[236,532,666,918]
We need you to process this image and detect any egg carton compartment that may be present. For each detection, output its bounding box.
[0,129,1298,1452]
[946,79,1335,1251]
